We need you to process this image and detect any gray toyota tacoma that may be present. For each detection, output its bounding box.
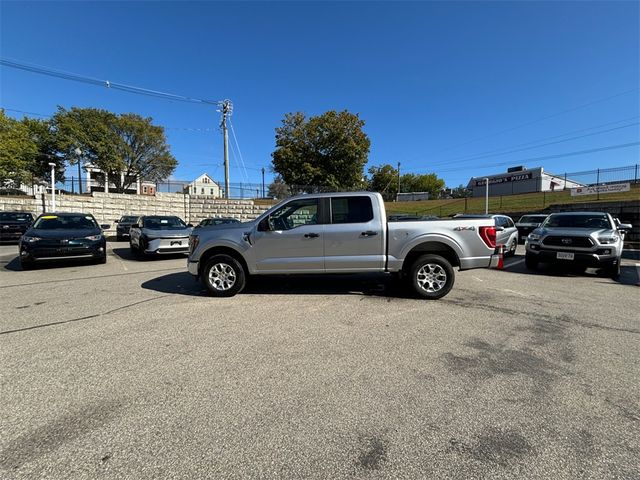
[187,192,502,299]
[525,211,632,278]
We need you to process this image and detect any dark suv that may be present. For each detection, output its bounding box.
[0,211,34,242]
[115,215,139,241]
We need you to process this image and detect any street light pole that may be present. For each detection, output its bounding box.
[49,162,56,212]
[74,147,83,194]
[484,177,489,214]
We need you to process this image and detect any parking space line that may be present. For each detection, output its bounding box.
[503,258,525,269]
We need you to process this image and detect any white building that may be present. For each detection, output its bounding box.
[467,166,584,197]
[85,164,151,195]
[184,173,222,197]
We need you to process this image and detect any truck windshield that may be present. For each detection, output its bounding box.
[542,214,611,229]
[519,215,547,223]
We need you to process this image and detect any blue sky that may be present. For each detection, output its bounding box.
[1,1,638,189]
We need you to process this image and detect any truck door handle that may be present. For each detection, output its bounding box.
[361,231,378,237]
[304,233,320,238]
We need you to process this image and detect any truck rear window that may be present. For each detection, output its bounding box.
[331,197,374,224]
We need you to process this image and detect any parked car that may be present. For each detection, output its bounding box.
[525,211,631,278]
[453,214,519,256]
[515,214,548,243]
[197,217,241,227]
[187,192,502,300]
[19,213,109,270]
[0,211,34,242]
[129,215,192,256]
[115,215,139,240]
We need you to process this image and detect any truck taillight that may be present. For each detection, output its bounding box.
[479,226,497,249]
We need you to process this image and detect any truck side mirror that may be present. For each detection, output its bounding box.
[618,223,632,232]
[257,217,271,232]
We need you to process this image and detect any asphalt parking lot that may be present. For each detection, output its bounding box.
[1,241,639,480]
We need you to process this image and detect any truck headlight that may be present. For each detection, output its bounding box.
[598,235,619,245]
[528,233,541,241]
[84,234,103,241]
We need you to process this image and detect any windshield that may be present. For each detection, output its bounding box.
[520,215,547,223]
[542,214,611,229]
[143,216,187,230]
[0,212,33,222]
[33,214,98,230]
[120,216,138,223]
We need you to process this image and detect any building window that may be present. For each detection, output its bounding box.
[201,187,204,194]
[210,188,214,195]
[143,186,147,194]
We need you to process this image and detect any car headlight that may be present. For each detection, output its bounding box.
[22,235,41,243]
[598,235,619,245]
[84,234,103,241]
[528,233,541,241]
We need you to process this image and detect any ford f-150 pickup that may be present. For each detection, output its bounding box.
[187,192,502,299]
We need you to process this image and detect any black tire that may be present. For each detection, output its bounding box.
[605,260,621,280]
[525,254,538,271]
[96,254,107,265]
[408,254,455,300]
[201,254,246,297]
[116,235,123,242]
[505,238,517,258]
[130,239,143,257]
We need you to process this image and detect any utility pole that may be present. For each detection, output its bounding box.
[219,100,233,199]
[397,161,401,201]
[74,147,83,194]
[261,167,265,198]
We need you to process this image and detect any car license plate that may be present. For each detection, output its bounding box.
[557,252,574,260]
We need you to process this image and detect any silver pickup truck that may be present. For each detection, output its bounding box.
[187,192,501,299]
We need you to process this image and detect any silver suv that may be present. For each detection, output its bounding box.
[525,211,632,278]
[453,214,519,256]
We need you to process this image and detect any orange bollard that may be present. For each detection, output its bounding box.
[496,244,504,270]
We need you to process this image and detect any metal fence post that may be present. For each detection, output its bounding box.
[464,197,468,213]
[564,172,567,191]
[596,169,600,201]
[635,164,638,184]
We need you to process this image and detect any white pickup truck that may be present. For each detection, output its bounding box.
[187,192,501,299]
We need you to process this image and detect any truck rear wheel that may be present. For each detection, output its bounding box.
[409,254,455,300]
[202,254,246,297]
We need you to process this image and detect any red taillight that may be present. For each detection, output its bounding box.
[479,226,497,249]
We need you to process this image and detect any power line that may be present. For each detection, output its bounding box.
[430,141,640,174]
[229,119,249,184]
[0,58,222,106]
[422,115,640,167]
[1,105,215,132]
[426,121,639,168]
[420,87,640,157]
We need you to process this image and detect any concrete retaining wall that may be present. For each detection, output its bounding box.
[0,192,269,233]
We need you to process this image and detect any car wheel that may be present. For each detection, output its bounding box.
[606,260,621,280]
[201,254,246,297]
[96,254,107,265]
[525,253,538,270]
[116,235,123,242]
[409,254,455,300]
[505,238,517,257]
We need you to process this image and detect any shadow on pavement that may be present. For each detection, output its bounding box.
[141,271,411,298]
[501,254,639,286]
[3,255,102,272]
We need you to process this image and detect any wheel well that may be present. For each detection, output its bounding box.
[199,246,249,276]
[402,242,460,272]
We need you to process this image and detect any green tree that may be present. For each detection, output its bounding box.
[450,184,472,198]
[400,172,445,198]
[368,164,399,201]
[272,110,370,191]
[0,110,38,186]
[54,107,177,192]
[267,175,289,199]
[21,117,63,182]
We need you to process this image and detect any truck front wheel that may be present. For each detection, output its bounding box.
[409,254,455,300]
[202,254,246,297]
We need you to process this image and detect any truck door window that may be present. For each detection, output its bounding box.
[331,197,374,224]
[269,198,319,230]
